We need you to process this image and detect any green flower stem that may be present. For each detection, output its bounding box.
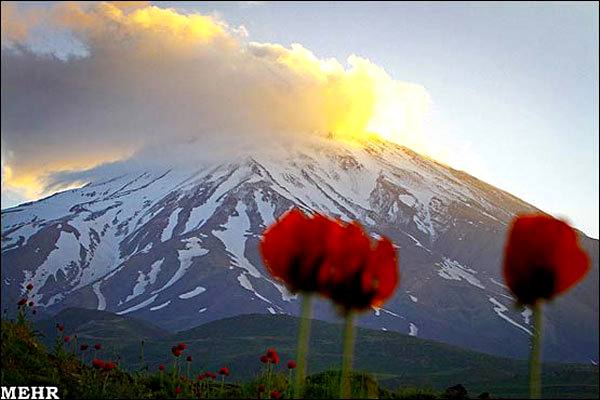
[529,302,543,399]
[294,294,313,399]
[340,310,355,399]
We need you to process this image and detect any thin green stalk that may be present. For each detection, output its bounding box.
[340,311,355,399]
[294,294,313,399]
[529,302,543,399]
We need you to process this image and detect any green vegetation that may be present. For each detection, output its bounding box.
[2,308,598,399]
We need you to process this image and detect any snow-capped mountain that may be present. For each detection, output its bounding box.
[1,136,598,363]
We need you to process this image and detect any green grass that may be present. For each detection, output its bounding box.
[16,308,600,398]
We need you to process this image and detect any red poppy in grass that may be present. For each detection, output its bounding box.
[258,384,266,393]
[159,364,165,371]
[318,220,399,312]
[197,373,206,381]
[94,343,102,350]
[260,355,269,364]
[186,355,192,362]
[208,371,217,380]
[64,336,71,343]
[270,390,282,399]
[218,367,230,376]
[175,386,182,395]
[503,214,590,305]
[260,208,337,293]
[171,346,182,357]
[26,283,33,291]
[176,342,187,351]
[266,348,280,364]
[287,360,296,369]
[103,361,116,371]
[80,344,89,351]
[17,298,27,306]
[92,358,105,369]
[56,323,65,332]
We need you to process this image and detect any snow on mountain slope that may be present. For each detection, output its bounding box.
[1,136,598,363]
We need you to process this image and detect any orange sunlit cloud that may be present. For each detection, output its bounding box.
[1,2,438,204]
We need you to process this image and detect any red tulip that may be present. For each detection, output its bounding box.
[94,343,102,350]
[260,208,336,293]
[176,342,187,351]
[17,298,27,306]
[80,344,89,351]
[270,390,282,399]
[175,386,182,395]
[159,364,165,371]
[92,358,105,369]
[318,220,399,311]
[56,323,65,332]
[503,214,590,305]
[186,355,192,362]
[287,360,297,369]
[260,355,269,364]
[26,283,33,291]
[64,336,71,343]
[218,366,230,376]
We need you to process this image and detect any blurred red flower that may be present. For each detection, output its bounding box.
[171,346,182,357]
[186,355,192,362]
[159,364,165,371]
[318,220,399,311]
[287,360,297,369]
[80,344,89,351]
[92,358,105,369]
[26,283,33,291]
[64,336,71,343]
[94,343,102,350]
[175,386,182,395]
[266,348,280,364]
[103,361,116,371]
[270,390,282,399]
[56,323,65,332]
[260,208,335,293]
[218,367,230,376]
[260,355,269,364]
[503,214,590,305]
[258,384,266,393]
[17,298,27,306]
[176,342,187,351]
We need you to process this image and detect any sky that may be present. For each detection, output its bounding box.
[1,1,598,238]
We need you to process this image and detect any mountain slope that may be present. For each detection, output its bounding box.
[2,135,598,363]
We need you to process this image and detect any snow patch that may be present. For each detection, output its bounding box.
[92,281,106,311]
[161,208,182,242]
[409,323,418,337]
[489,297,532,335]
[436,257,485,289]
[179,286,206,299]
[213,202,261,277]
[116,294,158,315]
